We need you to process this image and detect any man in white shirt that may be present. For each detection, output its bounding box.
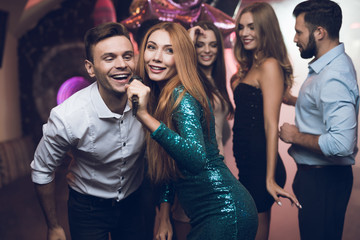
[31,22,146,240]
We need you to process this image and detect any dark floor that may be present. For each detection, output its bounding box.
[0,164,71,240]
[1,163,359,240]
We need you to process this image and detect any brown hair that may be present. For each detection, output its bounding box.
[194,21,234,116]
[84,22,131,63]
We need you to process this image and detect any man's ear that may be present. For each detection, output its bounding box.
[314,26,326,41]
[85,60,95,78]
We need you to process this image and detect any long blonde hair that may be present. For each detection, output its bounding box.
[232,2,293,89]
[136,22,211,183]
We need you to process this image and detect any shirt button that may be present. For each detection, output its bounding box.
[123,142,126,146]
[121,120,123,124]
[118,189,121,193]
[121,176,125,180]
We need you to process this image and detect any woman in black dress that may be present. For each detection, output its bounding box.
[231,2,301,240]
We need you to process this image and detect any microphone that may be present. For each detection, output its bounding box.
[128,75,143,116]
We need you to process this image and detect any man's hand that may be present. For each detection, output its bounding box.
[48,226,66,240]
[279,123,299,144]
[279,123,322,153]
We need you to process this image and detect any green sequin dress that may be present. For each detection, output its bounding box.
[151,86,258,240]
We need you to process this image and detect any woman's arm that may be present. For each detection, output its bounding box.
[126,79,161,132]
[151,91,209,173]
[155,202,173,240]
[126,82,209,173]
[187,25,205,44]
[282,86,297,106]
[259,58,301,208]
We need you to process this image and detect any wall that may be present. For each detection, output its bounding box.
[0,0,28,141]
[0,32,21,141]
[0,0,66,142]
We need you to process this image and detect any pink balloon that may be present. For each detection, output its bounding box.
[121,0,235,47]
[93,0,117,26]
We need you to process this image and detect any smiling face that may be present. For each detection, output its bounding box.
[238,12,258,51]
[144,29,177,83]
[85,35,135,96]
[195,30,218,68]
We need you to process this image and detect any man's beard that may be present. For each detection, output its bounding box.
[300,32,317,59]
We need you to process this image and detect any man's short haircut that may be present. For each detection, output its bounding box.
[84,22,131,63]
[293,0,342,39]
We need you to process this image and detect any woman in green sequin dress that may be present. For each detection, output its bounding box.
[126,22,258,240]
[171,21,235,240]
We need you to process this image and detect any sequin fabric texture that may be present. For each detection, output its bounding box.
[151,86,258,240]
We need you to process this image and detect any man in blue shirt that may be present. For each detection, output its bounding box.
[279,1,359,239]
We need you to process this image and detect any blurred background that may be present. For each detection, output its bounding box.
[0,0,359,239]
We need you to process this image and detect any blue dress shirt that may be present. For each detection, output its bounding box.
[289,43,359,165]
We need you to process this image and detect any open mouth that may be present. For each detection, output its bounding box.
[201,55,212,61]
[149,65,166,73]
[243,39,253,45]
[111,73,130,80]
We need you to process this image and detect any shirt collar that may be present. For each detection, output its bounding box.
[309,43,344,74]
[90,82,131,119]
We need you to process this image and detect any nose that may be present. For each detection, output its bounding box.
[204,44,210,53]
[115,57,127,69]
[293,34,298,43]
[152,49,162,62]
[239,27,248,37]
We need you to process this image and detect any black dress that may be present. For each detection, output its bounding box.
[233,82,286,213]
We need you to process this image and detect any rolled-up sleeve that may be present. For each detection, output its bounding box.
[31,109,72,184]
[318,78,358,157]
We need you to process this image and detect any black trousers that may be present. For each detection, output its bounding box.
[292,165,353,240]
[68,186,145,240]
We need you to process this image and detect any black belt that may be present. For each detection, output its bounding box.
[69,187,120,207]
[297,164,349,170]
[68,186,141,207]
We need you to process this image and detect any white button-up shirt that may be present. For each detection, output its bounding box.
[31,82,146,200]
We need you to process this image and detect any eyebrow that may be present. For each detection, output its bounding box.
[197,40,217,44]
[123,50,134,55]
[239,23,254,27]
[100,52,115,58]
[100,50,134,58]
[147,40,172,48]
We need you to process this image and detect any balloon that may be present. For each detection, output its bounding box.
[93,0,117,26]
[121,0,235,47]
[57,76,91,105]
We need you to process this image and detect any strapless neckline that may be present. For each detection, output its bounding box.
[237,82,261,91]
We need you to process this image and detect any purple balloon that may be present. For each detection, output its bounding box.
[57,76,91,105]
[121,0,235,47]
